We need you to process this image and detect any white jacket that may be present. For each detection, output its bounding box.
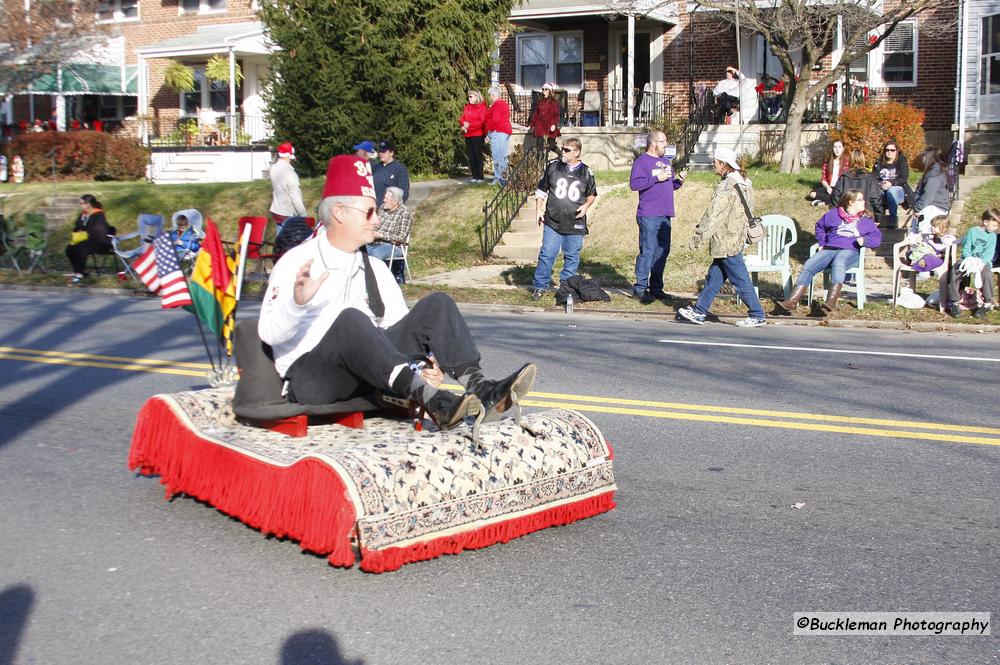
[269,159,307,216]
[258,234,408,376]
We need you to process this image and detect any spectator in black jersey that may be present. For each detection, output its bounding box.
[530,138,598,300]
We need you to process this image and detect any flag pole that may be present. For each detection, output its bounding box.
[192,294,218,373]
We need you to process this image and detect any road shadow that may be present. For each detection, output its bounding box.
[280,629,364,665]
[0,584,35,665]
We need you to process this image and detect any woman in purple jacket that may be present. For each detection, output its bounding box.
[772,188,882,315]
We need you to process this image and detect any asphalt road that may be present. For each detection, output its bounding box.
[1,290,997,665]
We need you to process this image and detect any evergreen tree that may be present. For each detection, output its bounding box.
[260,0,514,176]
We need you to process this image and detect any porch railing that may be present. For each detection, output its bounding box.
[480,146,547,259]
[143,113,272,148]
[608,89,676,127]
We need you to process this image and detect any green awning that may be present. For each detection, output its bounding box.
[61,64,138,95]
[1,64,138,95]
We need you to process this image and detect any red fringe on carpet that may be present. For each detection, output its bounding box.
[127,397,358,567]
[359,491,616,573]
[128,397,617,573]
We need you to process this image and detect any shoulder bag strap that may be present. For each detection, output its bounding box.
[734,184,754,221]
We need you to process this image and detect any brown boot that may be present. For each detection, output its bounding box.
[772,285,807,316]
[821,283,843,313]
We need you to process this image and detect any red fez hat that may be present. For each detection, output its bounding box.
[322,155,376,200]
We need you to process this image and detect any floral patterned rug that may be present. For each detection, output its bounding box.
[129,388,616,572]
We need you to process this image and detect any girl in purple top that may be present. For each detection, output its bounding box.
[772,188,882,315]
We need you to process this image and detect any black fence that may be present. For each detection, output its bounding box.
[480,146,547,259]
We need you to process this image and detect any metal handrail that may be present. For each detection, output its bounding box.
[675,86,713,169]
[479,147,547,259]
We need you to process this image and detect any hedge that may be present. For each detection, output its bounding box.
[832,101,925,168]
[6,131,149,181]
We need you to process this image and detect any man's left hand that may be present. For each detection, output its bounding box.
[421,358,443,388]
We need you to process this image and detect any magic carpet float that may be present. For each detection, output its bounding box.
[128,322,617,573]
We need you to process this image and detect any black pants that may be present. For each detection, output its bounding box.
[947,265,994,306]
[530,135,558,156]
[65,240,110,275]
[716,93,739,121]
[284,292,481,405]
[465,136,485,180]
[808,187,834,205]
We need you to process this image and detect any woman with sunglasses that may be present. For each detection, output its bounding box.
[459,90,487,183]
[871,139,913,227]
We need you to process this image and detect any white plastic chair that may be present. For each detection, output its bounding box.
[806,243,868,310]
[743,214,797,301]
[891,239,955,310]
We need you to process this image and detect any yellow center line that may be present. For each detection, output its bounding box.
[519,399,1000,447]
[2,347,997,446]
[0,345,212,369]
[0,352,204,377]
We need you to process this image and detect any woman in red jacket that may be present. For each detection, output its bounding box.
[486,86,512,186]
[806,139,846,207]
[459,90,487,183]
[529,82,561,156]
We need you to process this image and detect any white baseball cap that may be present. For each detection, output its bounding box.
[713,146,741,171]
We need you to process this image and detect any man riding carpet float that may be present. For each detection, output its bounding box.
[258,155,535,433]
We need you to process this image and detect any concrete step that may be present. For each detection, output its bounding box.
[46,196,83,207]
[508,218,539,233]
[491,245,538,263]
[966,153,1000,165]
[964,164,1000,176]
[499,231,542,246]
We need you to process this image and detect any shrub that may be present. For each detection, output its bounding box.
[7,131,149,181]
[832,101,925,167]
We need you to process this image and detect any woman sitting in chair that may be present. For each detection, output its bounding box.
[772,188,881,316]
[65,194,113,284]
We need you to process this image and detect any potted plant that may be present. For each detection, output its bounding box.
[163,61,195,93]
[205,55,243,87]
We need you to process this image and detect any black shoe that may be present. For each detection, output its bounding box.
[639,291,657,305]
[467,363,537,420]
[973,307,988,319]
[946,305,961,318]
[424,391,482,431]
[530,288,545,301]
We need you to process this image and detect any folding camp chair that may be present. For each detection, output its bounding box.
[170,208,205,266]
[111,213,164,281]
[387,233,412,284]
[1,213,49,274]
[237,216,277,278]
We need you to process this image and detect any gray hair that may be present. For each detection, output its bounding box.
[385,186,404,204]
[488,86,502,99]
[647,130,666,149]
[317,195,358,226]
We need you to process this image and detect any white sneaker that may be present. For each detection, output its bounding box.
[735,316,766,328]
[676,306,706,325]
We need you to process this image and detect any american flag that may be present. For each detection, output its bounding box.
[132,234,192,309]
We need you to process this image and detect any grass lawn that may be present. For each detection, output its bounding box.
[2,166,999,325]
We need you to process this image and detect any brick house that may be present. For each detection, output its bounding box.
[499,0,965,167]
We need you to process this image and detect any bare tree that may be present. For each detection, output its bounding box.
[694,0,957,173]
[0,0,109,95]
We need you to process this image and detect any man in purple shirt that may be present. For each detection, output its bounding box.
[629,130,687,303]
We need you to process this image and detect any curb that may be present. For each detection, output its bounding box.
[1,282,998,334]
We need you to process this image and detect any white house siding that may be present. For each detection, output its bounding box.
[962,0,1000,125]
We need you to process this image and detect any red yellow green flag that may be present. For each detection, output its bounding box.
[189,218,236,354]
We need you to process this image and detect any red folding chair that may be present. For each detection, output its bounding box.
[237,216,277,277]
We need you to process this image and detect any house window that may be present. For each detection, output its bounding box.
[97,0,138,22]
[981,14,1000,95]
[180,67,235,115]
[180,0,226,14]
[516,32,584,90]
[882,22,916,85]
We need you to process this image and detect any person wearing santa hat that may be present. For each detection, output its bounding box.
[270,141,307,226]
[258,154,536,431]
